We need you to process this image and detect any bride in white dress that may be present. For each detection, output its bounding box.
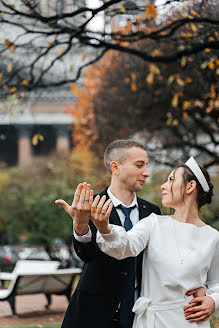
[91,157,219,328]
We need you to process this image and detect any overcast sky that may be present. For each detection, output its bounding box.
[86,0,166,31]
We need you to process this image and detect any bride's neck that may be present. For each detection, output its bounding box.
[172,205,200,224]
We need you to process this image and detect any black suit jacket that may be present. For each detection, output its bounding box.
[61,188,161,328]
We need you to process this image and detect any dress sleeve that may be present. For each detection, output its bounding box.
[206,235,219,316]
[96,213,156,260]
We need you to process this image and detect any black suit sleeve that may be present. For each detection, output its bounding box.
[73,220,102,263]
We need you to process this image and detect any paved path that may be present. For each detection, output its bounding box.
[0,294,69,327]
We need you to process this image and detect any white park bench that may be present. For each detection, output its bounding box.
[0,260,61,281]
[0,261,81,315]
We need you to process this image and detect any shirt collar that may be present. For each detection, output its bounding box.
[107,187,138,208]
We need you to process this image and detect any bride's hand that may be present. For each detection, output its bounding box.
[91,195,113,234]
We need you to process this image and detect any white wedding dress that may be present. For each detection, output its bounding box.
[96,214,219,328]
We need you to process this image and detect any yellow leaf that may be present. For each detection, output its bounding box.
[48,42,53,47]
[172,119,179,126]
[176,78,185,86]
[0,72,3,83]
[5,39,12,47]
[131,72,136,81]
[216,68,219,76]
[166,118,172,127]
[190,23,198,32]
[208,62,215,70]
[183,112,188,118]
[39,134,44,141]
[69,65,74,72]
[182,101,192,110]
[149,64,160,75]
[151,49,163,57]
[146,72,154,86]
[194,100,204,108]
[180,5,186,16]
[172,94,179,107]
[21,80,29,86]
[185,77,192,83]
[190,10,200,17]
[125,19,132,31]
[70,83,78,95]
[9,87,16,94]
[7,65,12,72]
[60,48,65,55]
[32,135,37,146]
[206,106,213,114]
[119,4,126,13]
[32,134,44,146]
[201,61,209,69]
[131,82,137,92]
[81,54,87,62]
[215,59,219,65]
[4,39,16,53]
[181,32,193,40]
[205,48,211,53]
[168,75,175,85]
[208,37,214,41]
[145,2,157,20]
[181,56,187,67]
[214,100,219,109]
[20,91,28,98]
[211,87,216,99]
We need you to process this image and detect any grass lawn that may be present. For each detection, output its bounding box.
[4,323,61,328]
[4,319,218,328]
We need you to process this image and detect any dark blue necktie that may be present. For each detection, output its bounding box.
[119,205,136,231]
[118,205,136,328]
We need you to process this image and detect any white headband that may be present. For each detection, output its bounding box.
[185,156,210,192]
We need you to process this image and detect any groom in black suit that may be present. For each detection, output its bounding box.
[56,139,160,328]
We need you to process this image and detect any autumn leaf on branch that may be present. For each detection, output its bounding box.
[145,2,157,20]
[32,134,44,146]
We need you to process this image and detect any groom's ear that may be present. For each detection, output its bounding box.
[110,161,120,175]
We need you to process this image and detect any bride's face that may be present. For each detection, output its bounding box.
[161,167,186,208]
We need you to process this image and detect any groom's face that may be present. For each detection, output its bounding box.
[118,147,150,192]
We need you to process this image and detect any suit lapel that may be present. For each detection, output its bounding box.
[99,189,150,226]
[137,198,151,220]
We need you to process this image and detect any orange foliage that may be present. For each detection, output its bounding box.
[68,51,118,151]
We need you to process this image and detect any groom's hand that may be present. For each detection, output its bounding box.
[55,182,93,236]
[184,296,215,322]
[186,286,206,298]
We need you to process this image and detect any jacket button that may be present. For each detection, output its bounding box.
[121,271,128,276]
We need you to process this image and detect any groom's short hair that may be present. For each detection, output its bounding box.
[104,139,147,173]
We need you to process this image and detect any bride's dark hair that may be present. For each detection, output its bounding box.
[178,164,214,208]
